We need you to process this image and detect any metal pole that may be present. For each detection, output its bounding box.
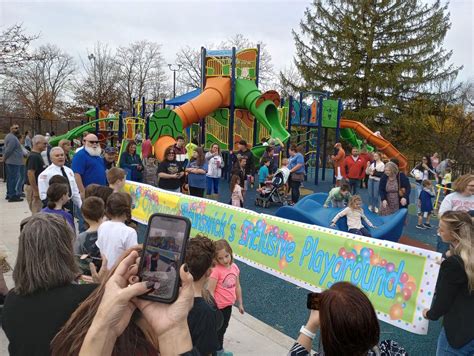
[314,96,323,185]
[228,47,237,181]
[322,127,328,181]
[95,106,99,136]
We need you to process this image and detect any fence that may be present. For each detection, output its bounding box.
[0,116,83,138]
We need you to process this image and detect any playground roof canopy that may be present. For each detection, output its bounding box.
[166,88,201,106]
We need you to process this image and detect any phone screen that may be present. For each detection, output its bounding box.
[140,215,189,301]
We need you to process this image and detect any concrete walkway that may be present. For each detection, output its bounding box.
[0,182,294,355]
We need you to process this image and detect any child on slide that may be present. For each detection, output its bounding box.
[324,182,352,208]
[330,195,375,237]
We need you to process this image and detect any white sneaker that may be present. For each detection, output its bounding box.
[374,207,379,213]
[368,205,373,212]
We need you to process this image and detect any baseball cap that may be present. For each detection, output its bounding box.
[104,146,117,154]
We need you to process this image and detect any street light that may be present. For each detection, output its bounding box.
[168,63,182,98]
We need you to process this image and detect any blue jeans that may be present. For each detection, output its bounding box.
[206,177,220,195]
[348,178,359,195]
[437,328,474,355]
[6,164,22,199]
[415,182,422,213]
[74,205,86,233]
[367,178,380,208]
[16,165,25,195]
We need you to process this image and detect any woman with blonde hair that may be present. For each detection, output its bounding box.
[438,174,474,217]
[423,211,474,355]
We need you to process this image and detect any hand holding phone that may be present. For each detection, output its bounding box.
[307,292,321,310]
[138,214,191,303]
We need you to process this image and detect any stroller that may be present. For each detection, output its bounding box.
[255,169,289,208]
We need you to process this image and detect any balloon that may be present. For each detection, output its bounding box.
[402,288,412,301]
[402,303,407,309]
[356,255,363,263]
[395,293,404,304]
[344,239,355,250]
[385,262,395,273]
[360,247,371,259]
[278,258,288,270]
[389,303,404,320]
[353,245,363,254]
[338,247,347,257]
[400,272,409,284]
[380,259,387,266]
[370,255,380,266]
[405,281,417,293]
[407,275,417,285]
[347,253,356,260]
[368,248,374,257]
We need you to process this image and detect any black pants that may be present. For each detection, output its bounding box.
[290,179,302,203]
[217,306,232,349]
[189,186,205,197]
[349,178,359,195]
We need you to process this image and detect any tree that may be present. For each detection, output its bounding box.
[74,43,121,110]
[174,34,275,92]
[7,44,75,133]
[0,24,39,74]
[284,0,460,124]
[276,64,305,98]
[390,80,474,164]
[116,40,169,112]
[175,45,203,91]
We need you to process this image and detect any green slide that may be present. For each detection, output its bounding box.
[235,79,290,144]
[340,127,374,152]
[49,118,117,147]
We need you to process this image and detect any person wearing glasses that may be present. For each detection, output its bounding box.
[72,134,106,199]
[3,124,24,202]
[157,145,184,192]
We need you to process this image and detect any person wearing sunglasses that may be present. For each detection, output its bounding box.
[157,145,184,192]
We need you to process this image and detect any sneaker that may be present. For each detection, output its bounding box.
[374,207,379,213]
[368,205,373,212]
[416,224,426,229]
[423,223,432,229]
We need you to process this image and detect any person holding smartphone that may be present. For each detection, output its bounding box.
[290,282,406,356]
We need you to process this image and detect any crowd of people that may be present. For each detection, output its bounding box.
[1,124,473,355]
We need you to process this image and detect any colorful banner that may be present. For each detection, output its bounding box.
[125,181,441,335]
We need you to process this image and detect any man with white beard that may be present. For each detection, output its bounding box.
[72,133,107,199]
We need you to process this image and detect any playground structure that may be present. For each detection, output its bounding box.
[288,92,408,184]
[149,47,290,161]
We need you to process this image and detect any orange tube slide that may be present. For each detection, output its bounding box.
[154,77,231,161]
[340,119,408,172]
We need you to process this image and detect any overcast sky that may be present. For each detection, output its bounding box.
[1,0,473,87]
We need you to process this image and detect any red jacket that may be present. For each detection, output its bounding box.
[343,155,366,179]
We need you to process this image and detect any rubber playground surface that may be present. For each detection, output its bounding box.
[137,172,442,355]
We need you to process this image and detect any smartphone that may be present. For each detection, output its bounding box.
[138,213,191,303]
[307,292,322,310]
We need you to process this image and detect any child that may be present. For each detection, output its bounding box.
[230,175,243,207]
[208,239,244,356]
[74,196,104,262]
[330,195,375,236]
[185,235,221,356]
[324,182,352,208]
[106,167,126,192]
[41,183,75,230]
[417,179,435,229]
[96,192,138,269]
[258,158,271,188]
[442,168,452,195]
[143,155,158,186]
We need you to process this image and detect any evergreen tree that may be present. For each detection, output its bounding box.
[283,0,460,123]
